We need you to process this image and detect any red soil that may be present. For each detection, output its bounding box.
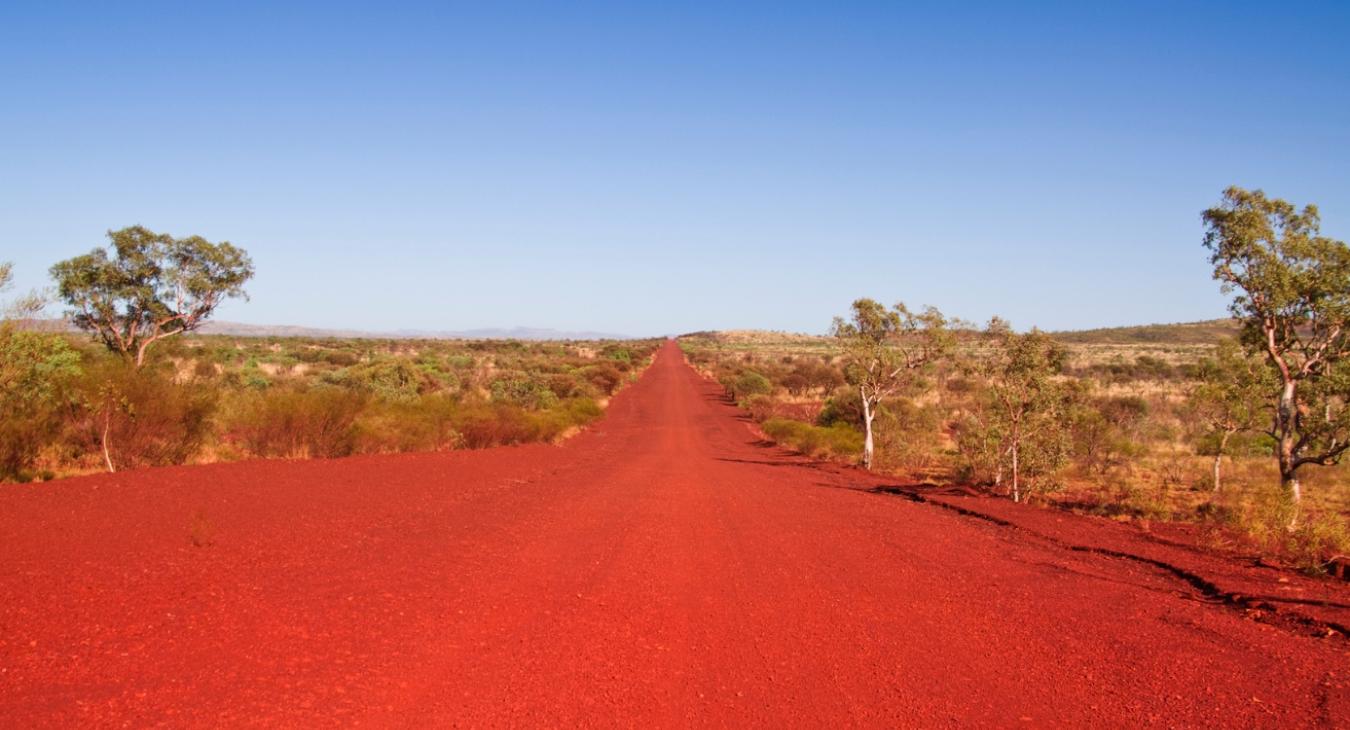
[2,341,1347,726]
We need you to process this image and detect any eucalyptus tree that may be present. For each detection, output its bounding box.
[1203,186,1350,525]
[965,319,1073,503]
[50,226,254,367]
[831,298,951,470]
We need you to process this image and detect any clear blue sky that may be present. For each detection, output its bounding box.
[3,1,1348,336]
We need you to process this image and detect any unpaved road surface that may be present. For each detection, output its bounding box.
[3,341,1347,727]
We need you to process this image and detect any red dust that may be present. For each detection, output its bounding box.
[1,341,1347,726]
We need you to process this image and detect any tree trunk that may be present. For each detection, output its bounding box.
[101,410,116,474]
[1276,381,1299,528]
[861,387,875,470]
[1212,430,1232,492]
[1010,440,1020,503]
[1282,474,1302,530]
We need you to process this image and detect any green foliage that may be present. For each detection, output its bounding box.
[603,346,633,364]
[327,359,436,402]
[50,226,254,366]
[871,398,945,473]
[817,388,864,428]
[222,386,367,458]
[1203,186,1350,517]
[0,327,81,480]
[84,362,218,469]
[353,395,460,453]
[730,371,772,400]
[957,320,1075,501]
[1187,338,1276,490]
[831,297,951,468]
[762,418,863,458]
[0,264,84,480]
[490,372,560,410]
[1193,430,1273,458]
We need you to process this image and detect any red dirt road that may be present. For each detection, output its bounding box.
[2,341,1347,727]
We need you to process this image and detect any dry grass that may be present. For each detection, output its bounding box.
[681,329,1350,573]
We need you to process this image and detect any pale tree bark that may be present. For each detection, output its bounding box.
[860,386,875,470]
[101,410,115,474]
[1212,430,1232,492]
[1276,380,1301,527]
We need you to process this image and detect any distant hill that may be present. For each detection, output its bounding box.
[681,329,827,344]
[1050,319,1239,345]
[683,319,1241,348]
[198,322,637,341]
[30,319,636,341]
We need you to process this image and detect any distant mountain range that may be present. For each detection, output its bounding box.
[28,318,636,341]
[27,317,1241,345]
[195,322,636,341]
[686,319,1241,347]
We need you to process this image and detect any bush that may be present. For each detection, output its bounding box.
[222,386,366,458]
[353,394,460,453]
[871,399,943,473]
[326,359,436,402]
[0,327,80,480]
[762,418,863,458]
[817,388,863,428]
[546,373,585,400]
[490,373,559,410]
[84,363,218,469]
[452,402,539,448]
[729,371,772,401]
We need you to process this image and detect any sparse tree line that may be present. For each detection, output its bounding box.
[684,187,1350,570]
[1,227,658,482]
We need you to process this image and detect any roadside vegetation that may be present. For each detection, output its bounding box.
[0,227,658,482]
[682,186,1350,574]
[1,324,656,480]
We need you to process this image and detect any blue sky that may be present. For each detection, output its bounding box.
[2,1,1348,335]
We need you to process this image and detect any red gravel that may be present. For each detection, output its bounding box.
[2,341,1347,727]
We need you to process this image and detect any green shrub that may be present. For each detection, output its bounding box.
[762,418,863,458]
[353,394,459,453]
[326,359,436,402]
[0,327,81,480]
[817,388,863,428]
[84,363,218,469]
[223,386,366,458]
[729,371,772,401]
[490,373,559,410]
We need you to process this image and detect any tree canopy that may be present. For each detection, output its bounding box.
[51,226,254,366]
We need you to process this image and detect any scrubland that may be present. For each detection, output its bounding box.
[680,329,1350,572]
[1,327,658,481]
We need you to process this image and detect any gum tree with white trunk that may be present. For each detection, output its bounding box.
[831,298,950,470]
[1203,186,1350,527]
